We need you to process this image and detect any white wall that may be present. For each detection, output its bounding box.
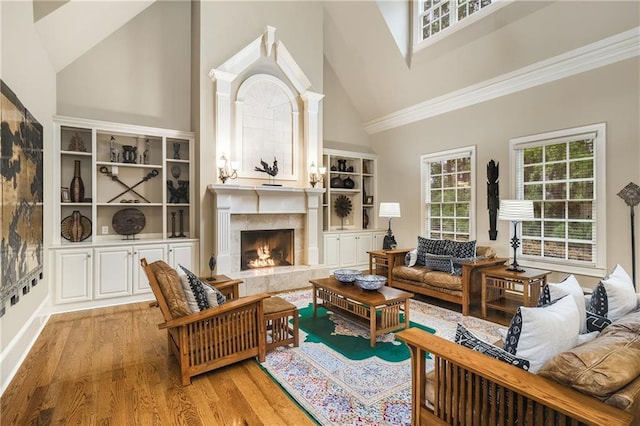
[1,0,56,392]
[56,1,191,131]
[371,58,640,287]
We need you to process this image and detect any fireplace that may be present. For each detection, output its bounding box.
[241,229,294,270]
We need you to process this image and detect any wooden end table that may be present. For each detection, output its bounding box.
[310,276,413,347]
[368,249,411,283]
[481,266,550,318]
[200,275,242,301]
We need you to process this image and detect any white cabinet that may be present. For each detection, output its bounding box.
[54,248,93,304]
[167,241,198,271]
[372,231,386,251]
[133,244,166,294]
[94,246,132,299]
[323,231,377,270]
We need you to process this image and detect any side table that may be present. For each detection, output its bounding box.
[368,249,410,283]
[200,275,242,301]
[481,266,550,318]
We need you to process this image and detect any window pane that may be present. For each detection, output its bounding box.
[430,218,441,231]
[458,172,471,187]
[457,218,469,233]
[442,174,455,188]
[523,164,543,182]
[442,218,454,232]
[568,242,592,262]
[458,187,470,201]
[545,163,566,181]
[568,222,592,240]
[431,162,442,174]
[431,189,442,202]
[569,159,593,179]
[522,220,541,237]
[545,143,566,162]
[523,239,541,256]
[524,183,543,200]
[569,139,593,159]
[443,189,456,202]
[442,203,455,216]
[545,183,566,200]
[569,181,593,200]
[456,203,469,216]
[524,146,542,164]
[458,157,471,172]
[543,202,565,219]
[543,222,565,239]
[442,160,456,173]
[567,201,592,220]
[430,204,441,216]
[544,241,566,259]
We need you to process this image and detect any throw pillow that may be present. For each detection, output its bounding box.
[451,256,486,276]
[600,264,638,321]
[148,260,191,318]
[444,240,477,258]
[586,310,612,332]
[416,236,447,266]
[537,275,588,334]
[179,265,210,311]
[202,284,220,307]
[179,265,227,306]
[424,253,453,273]
[588,282,608,317]
[404,249,418,267]
[455,323,530,371]
[503,295,580,373]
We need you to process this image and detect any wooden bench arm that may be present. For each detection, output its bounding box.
[159,293,270,329]
[396,328,633,426]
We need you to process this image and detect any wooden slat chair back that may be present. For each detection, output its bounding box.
[140,258,269,385]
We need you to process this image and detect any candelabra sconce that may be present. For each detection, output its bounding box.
[309,162,326,188]
[217,154,238,183]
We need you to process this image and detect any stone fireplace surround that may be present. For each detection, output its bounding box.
[208,184,329,295]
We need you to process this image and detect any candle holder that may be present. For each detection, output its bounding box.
[309,162,326,188]
[217,154,238,183]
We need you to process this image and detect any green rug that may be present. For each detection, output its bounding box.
[298,303,435,362]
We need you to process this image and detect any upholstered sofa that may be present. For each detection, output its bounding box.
[398,303,640,425]
[389,240,506,316]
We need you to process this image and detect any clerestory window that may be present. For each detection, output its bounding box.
[510,123,606,276]
[422,146,476,241]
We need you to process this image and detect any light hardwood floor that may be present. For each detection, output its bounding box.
[1,302,315,425]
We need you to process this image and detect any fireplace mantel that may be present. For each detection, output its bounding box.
[208,184,325,274]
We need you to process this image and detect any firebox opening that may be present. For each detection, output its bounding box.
[241,229,294,270]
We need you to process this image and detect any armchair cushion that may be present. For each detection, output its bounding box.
[180,265,226,306]
[149,260,191,318]
[178,265,210,312]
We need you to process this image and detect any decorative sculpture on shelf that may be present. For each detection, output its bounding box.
[208,254,217,281]
[487,160,500,240]
[254,157,279,186]
[334,195,352,230]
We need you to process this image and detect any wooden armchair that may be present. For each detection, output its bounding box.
[141,258,270,385]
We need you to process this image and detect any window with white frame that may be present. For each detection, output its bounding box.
[422,147,476,241]
[510,123,606,275]
[417,0,494,44]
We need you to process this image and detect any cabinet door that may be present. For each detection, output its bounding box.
[356,232,372,265]
[323,234,340,268]
[133,244,166,294]
[94,246,132,299]
[168,242,198,271]
[372,231,387,251]
[55,248,93,304]
[339,233,358,267]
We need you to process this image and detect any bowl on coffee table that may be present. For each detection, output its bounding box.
[333,269,360,284]
[355,274,387,290]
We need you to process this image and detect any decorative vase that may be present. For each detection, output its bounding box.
[363,209,369,229]
[330,175,344,188]
[343,176,355,189]
[70,160,85,202]
[122,145,137,163]
[70,210,84,242]
[337,159,347,172]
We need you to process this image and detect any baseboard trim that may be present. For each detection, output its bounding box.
[0,298,50,396]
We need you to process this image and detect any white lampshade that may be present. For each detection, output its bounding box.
[379,202,401,218]
[499,200,534,221]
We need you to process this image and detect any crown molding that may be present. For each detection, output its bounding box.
[364,27,640,135]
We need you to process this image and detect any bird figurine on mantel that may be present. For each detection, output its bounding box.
[254,157,280,185]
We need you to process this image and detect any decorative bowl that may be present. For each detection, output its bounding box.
[333,269,361,283]
[355,274,387,291]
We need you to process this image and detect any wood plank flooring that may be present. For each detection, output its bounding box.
[1,302,315,426]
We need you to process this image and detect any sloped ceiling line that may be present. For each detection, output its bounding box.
[364,27,640,135]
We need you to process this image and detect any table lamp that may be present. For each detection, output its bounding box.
[379,202,401,250]
[499,199,534,272]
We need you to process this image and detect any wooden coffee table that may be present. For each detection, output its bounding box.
[310,276,414,347]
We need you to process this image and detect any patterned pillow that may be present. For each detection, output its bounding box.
[404,249,418,267]
[416,236,447,266]
[588,282,608,317]
[455,323,530,371]
[202,284,221,307]
[444,240,477,258]
[148,260,191,318]
[179,265,210,311]
[598,264,638,321]
[451,256,486,276]
[424,254,453,273]
[586,311,611,333]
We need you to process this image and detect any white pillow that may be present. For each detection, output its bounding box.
[404,249,418,267]
[202,284,220,308]
[504,295,580,373]
[547,275,588,334]
[601,264,638,321]
[178,270,200,312]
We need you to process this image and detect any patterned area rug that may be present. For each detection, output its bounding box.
[260,289,503,426]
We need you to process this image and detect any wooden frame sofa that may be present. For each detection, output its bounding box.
[141,258,270,385]
[396,328,634,426]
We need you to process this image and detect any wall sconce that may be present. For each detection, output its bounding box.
[309,162,326,188]
[217,154,238,183]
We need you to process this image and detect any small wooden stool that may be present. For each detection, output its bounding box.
[264,296,299,352]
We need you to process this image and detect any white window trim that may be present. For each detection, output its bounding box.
[413,0,511,53]
[421,145,477,240]
[509,123,607,277]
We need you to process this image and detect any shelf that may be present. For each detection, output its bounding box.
[61,150,92,157]
[96,161,162,169]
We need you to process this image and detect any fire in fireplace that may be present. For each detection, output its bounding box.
[240,229,294,270]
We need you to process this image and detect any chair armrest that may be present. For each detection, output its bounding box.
[159,293,270,329]
[396,328,633,426]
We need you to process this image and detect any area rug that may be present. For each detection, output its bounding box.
[259,289,503,426]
